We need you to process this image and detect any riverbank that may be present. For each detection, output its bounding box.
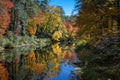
[0,34,51,50]
[75,36,120,80]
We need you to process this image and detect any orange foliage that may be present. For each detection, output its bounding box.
[62,50,77,62]
[0,63,9,80]
[64,22,78,36]
[0,0,14,35]
[27,13,45,36]
[27,18,37,36]
[26,51,36,60]
[31,63,45,73]
[25,51,46,74]
[64,22,78,33]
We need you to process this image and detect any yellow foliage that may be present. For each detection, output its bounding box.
[52,43,62,55]
[52,31,62,41]
[48,6,61,13]
[41,12,63,32]
[25,51,47,74]
[54,7,60,12]
[49,62,59,73]
[48,56,60,77]
[27,18,37,36]
[27,13,45,36]
[25,51,36,69]
[26,51,36,60]
[31,63,46,73]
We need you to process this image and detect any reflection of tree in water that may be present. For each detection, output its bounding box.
[25,50,46,74]
[75,40,120,80]
[0,63,9,80]
[0,43,77,80]
[62,50,77,63]
[35,46,61,79]
[4,46,61,80]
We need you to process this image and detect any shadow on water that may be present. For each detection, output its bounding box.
[0,43,82,80]
[75,41,120,80]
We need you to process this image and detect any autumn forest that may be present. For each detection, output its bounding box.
[0,0,120,80]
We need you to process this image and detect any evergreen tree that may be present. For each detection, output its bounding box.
[9,0,40,35]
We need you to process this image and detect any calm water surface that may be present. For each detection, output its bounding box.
[0,43,80,80]
[1,42,119,80]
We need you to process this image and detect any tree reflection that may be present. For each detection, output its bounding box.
[0,43,77,80]
[76,43,120,80]
[0,63,9,80]
[25,50,47,74]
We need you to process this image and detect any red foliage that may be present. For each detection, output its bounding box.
[63,50,77,62]
[64,22,78,33]
[0,63,9,80]
[0,0,14,35]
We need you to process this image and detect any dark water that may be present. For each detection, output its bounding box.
[0,43,81,80]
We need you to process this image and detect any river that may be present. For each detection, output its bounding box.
[0,43,82,80]
[0,42,119,80]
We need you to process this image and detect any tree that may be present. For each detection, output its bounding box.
[75,1,120,79]
[0,0,13,35]
[55,6,65,22]
[9,0,40,35]
[27,11,45,36]
[27,18,38,36]
[36,6,64,37]
[39,0,50,12]
[75,0,120,42]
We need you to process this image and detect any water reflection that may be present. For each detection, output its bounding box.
[52,62,75,80]
[0,63,9,80]
[75,43,120,80]
[0,43,78,80]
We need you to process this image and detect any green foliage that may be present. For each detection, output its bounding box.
[0,0,75,49]
[39,0,50,12]
[0,34,4,46]
[9,0,40,35]
[36,8,65,38]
